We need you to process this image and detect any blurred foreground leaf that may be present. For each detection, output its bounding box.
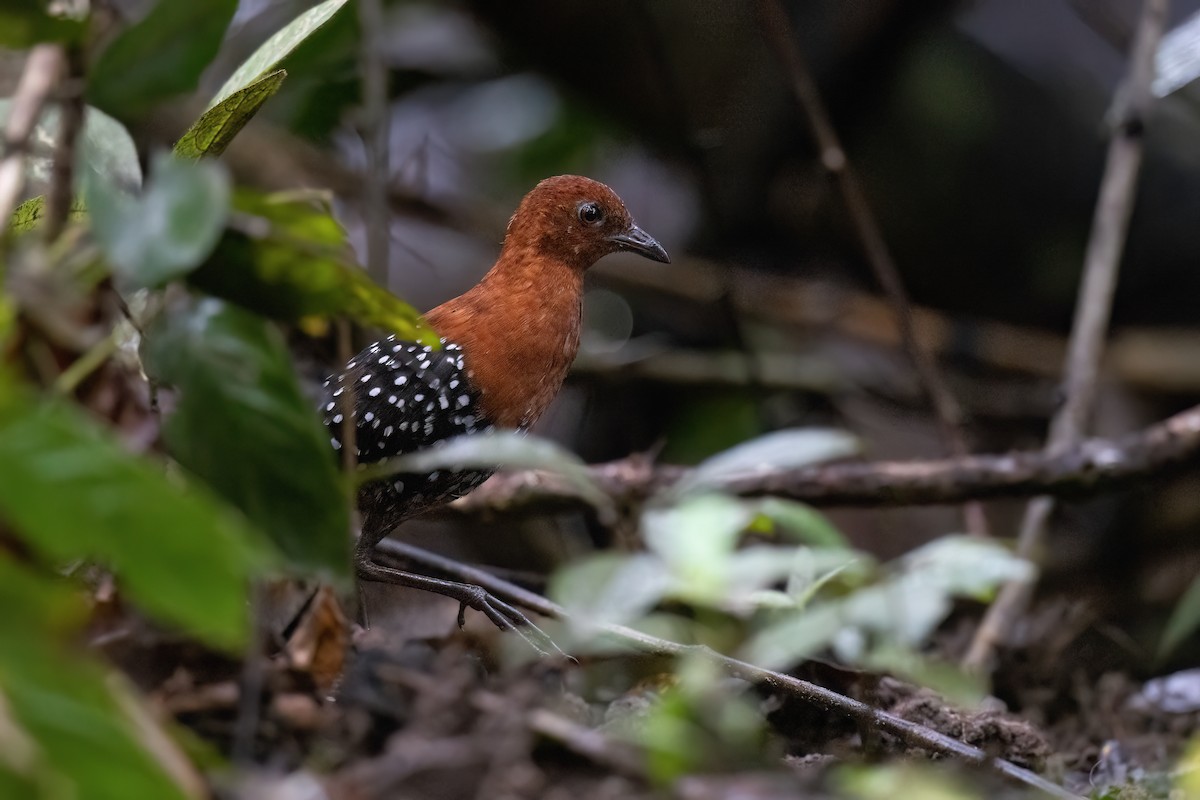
[210,0,349,108]
[174,70,287,159]
[672,428,858,497]
[0,1,83,47]
[0,382,266,649]
[87,153,229,287]
[143,298,350,578]
[192,190,435,343]
[87,0,237,119]
[0,559,191,800]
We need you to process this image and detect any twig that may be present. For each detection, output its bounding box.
[0,45,66,226]
[374,540,1082,799]
[43,46,85,242]
[405,401,1200,515]
[754,0,988,539]
[963,0,1169,672]
[358,0,391,288]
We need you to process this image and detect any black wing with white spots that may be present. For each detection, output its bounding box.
[321,336,494,538]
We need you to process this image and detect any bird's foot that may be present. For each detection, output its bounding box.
[354,555,564,658]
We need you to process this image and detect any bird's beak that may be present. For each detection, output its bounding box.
[607,224,670,263]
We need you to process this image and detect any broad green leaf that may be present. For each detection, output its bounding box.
[143,298,350,578]
[174,70,287,159]
[1159,572,1200,660]
[0,1,83,47]
[368,430,612,514]
[210,0,349,108]
[0,383,267,649]
[671,428,858,496]
[87,152,230,287]
[0,559,191,800]
[899,535,1033,600]
[191,189,436,344]
[87,0,237,119]
[642,493,752,600]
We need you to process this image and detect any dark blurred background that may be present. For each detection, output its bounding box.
[23,0,1200,665]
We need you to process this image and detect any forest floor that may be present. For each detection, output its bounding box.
[89,569,1200,800]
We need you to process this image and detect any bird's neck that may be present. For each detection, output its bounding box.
[425,250,584,429]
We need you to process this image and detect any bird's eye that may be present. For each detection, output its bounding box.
[577,202,604,226]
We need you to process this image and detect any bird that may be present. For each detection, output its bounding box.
[321,175,670,634]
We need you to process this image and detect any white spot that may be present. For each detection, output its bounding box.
[395,375,408,385]
[368,387,381,397]
[325,402,335,412]
[428,471,441,481]
[364,412,374,422]
[449,380,459,389]
[419,360,431,369]
[399,422,409,431]
[384,425,393,437]
[331,437,341,450]
[457,394,470,408]
[332,414,343,424]
[378,355,389,364]
[347,360,357,368]
[439,395,450,410]
[333,387,344,397]
[426,402,434,412]
[414,393,424,402]
[388,395,397,404]
[360,374,371,383]
[323,379,330,388]
[393,480,405,492]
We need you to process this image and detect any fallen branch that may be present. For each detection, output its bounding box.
[374,540,1084,800]
[440,402,1200,516]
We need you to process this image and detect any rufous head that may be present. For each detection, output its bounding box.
[501,175,670,269]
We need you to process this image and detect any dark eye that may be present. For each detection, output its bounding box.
[578,202,604,226]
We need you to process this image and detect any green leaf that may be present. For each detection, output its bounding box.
[549,552,668,631]
[143,298,350,578]
[0,559,192,800]
[753,498,847,548]
[87,0,237,119]
[87,152,230,287]
[671,428,859,497]
[1159,572,1200,660]
[368,430,612,515]
[174,69,288,159]
[0,383,267,649]
[209,0,349,108]
[9,196,87,234]
[0,1,83,47]
[191,189,436,344]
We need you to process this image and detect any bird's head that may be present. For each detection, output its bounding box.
[502,175,670,270]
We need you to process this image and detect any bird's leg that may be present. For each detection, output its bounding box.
[354,544,562,657]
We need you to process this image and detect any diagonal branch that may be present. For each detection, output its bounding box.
[754,0,988,539]
[964,0,1170,671]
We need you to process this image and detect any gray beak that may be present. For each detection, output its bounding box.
[607,224,670,263]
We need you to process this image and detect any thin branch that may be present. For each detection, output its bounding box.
[43,47,85,242]
[358,0,391,288]
[374,540,1082,800]
[0,45,66,226]
[964,0,1170,671]
[754,0,988,539]
[429,402,1200,516]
